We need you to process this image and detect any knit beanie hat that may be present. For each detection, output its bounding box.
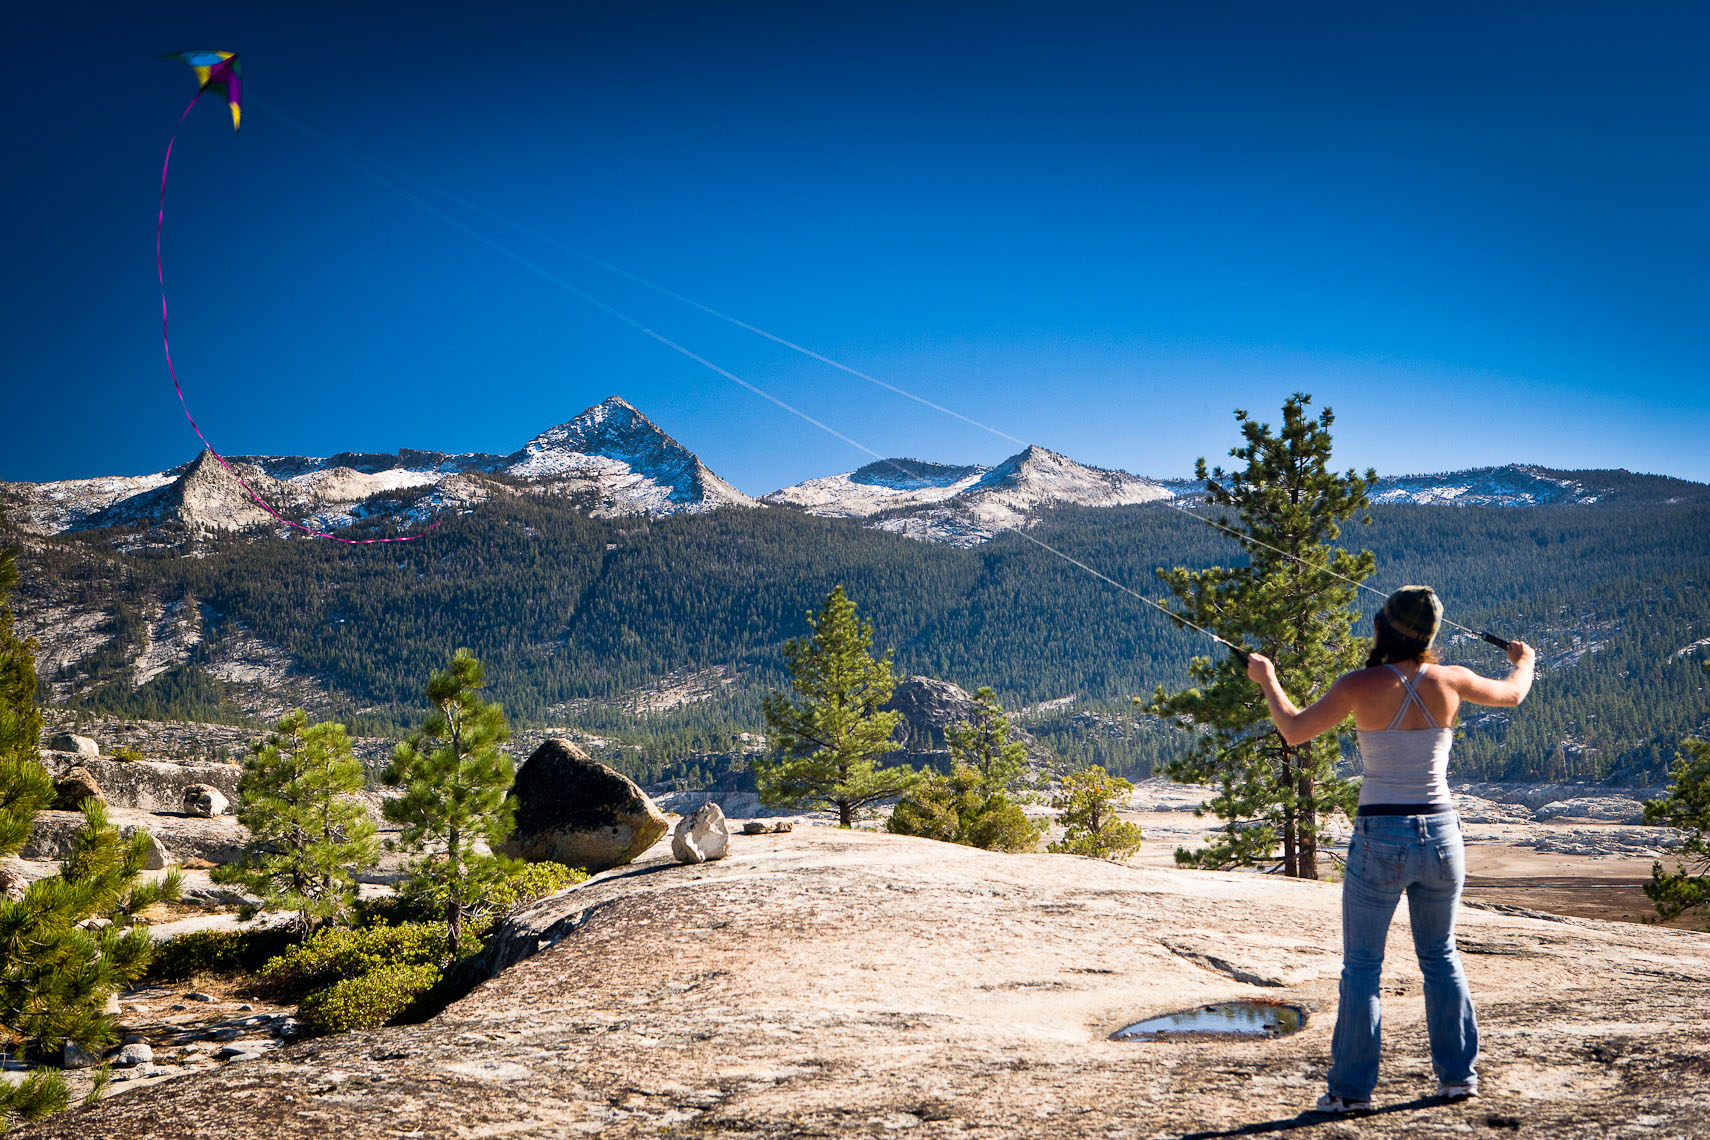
[1376,585,1442,651]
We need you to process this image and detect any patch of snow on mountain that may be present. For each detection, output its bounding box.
[765,460,989,517]
[1368,466,1600,507]
[3,471,181,534]
[302,474,492,534]
[966,446,1170,519]
[768,448,1169,542]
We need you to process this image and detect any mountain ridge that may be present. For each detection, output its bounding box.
[3,395,1706,547]
[0,397,754,540]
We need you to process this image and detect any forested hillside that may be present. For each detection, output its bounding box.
[8,492,1708,787]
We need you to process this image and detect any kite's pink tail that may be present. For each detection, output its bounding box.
[158,91,439,545]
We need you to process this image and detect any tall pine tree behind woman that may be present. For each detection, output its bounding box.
[1148,394,1375,879]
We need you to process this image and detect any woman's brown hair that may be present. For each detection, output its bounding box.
[1365,618,1439,669]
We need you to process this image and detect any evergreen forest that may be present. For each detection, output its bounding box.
[9,490,1709,788]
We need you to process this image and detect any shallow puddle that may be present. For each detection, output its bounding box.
[1111,1000,1306,1041]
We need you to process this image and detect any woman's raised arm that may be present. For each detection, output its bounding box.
[1246,653,1361,746]
[1448,639,1536,707]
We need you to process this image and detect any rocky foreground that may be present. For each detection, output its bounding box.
[17,827,1710,1139]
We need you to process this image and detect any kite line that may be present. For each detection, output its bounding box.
[238,92,1516,657]
[159,52,438,544]
[257,99,1517,653]
[249,101,1249,659]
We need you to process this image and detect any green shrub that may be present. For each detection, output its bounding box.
[364,861,587,943]
[481,861,587,912]
[142,927,298,983]
[111,746,145,764]
[1047,765,1144,859]
[298,961,441,1034]
[258,922,448,995]
[888,766,1043,853]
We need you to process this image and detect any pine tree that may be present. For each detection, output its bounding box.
[1147,394,1375,878]
[0,540,47,860]
[1047,765,1143,858]
[0,541,179,1125]
[888,687,1042,851]
[383,650,515,959]
[213,710,379,932]
[1644,728,1710,928]
[757,586,919,827]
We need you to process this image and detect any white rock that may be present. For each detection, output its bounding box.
[138,828,172,871]
[672,803,730,864]
[117,1043,154,1067]
[46,733,101,758]
[182,783,230,818]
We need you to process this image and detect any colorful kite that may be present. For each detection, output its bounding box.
[158,52,437,543]
[162,50,242,130]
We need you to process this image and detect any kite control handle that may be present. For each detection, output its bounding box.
[1479,631,1513,651]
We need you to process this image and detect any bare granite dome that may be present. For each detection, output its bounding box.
[24,828,1710,1138]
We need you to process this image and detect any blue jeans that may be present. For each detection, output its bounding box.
[1328,811,1479,1101]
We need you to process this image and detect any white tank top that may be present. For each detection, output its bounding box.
[1355,664,1455,810]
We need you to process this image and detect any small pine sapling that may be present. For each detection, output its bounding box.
[1048,765,1144,859]
[757,586,919,827]
[383,650,516,960]
[213,710,379,932]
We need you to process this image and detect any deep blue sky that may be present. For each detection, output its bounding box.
[4,1,1707,492]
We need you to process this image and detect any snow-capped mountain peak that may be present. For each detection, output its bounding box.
[501,396,756,513]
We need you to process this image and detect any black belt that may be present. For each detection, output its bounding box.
[1356,803,1450,817]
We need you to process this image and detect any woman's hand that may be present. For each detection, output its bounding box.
[1246,651,1278,688]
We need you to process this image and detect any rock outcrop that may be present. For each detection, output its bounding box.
[884,674,985,736]
[22,809,244,866]
[670,802,729,864]
[50,758,243,815]
[496,738,668,872]
[882,675,1044,766]
[29,828,1710,1139]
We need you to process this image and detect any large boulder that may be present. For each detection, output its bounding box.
[671,802,730,864]
[52,766,105,811]
[884,675,984,734]
[496,739,668,872]
[46,732,100,758]
[183,783,230,818]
